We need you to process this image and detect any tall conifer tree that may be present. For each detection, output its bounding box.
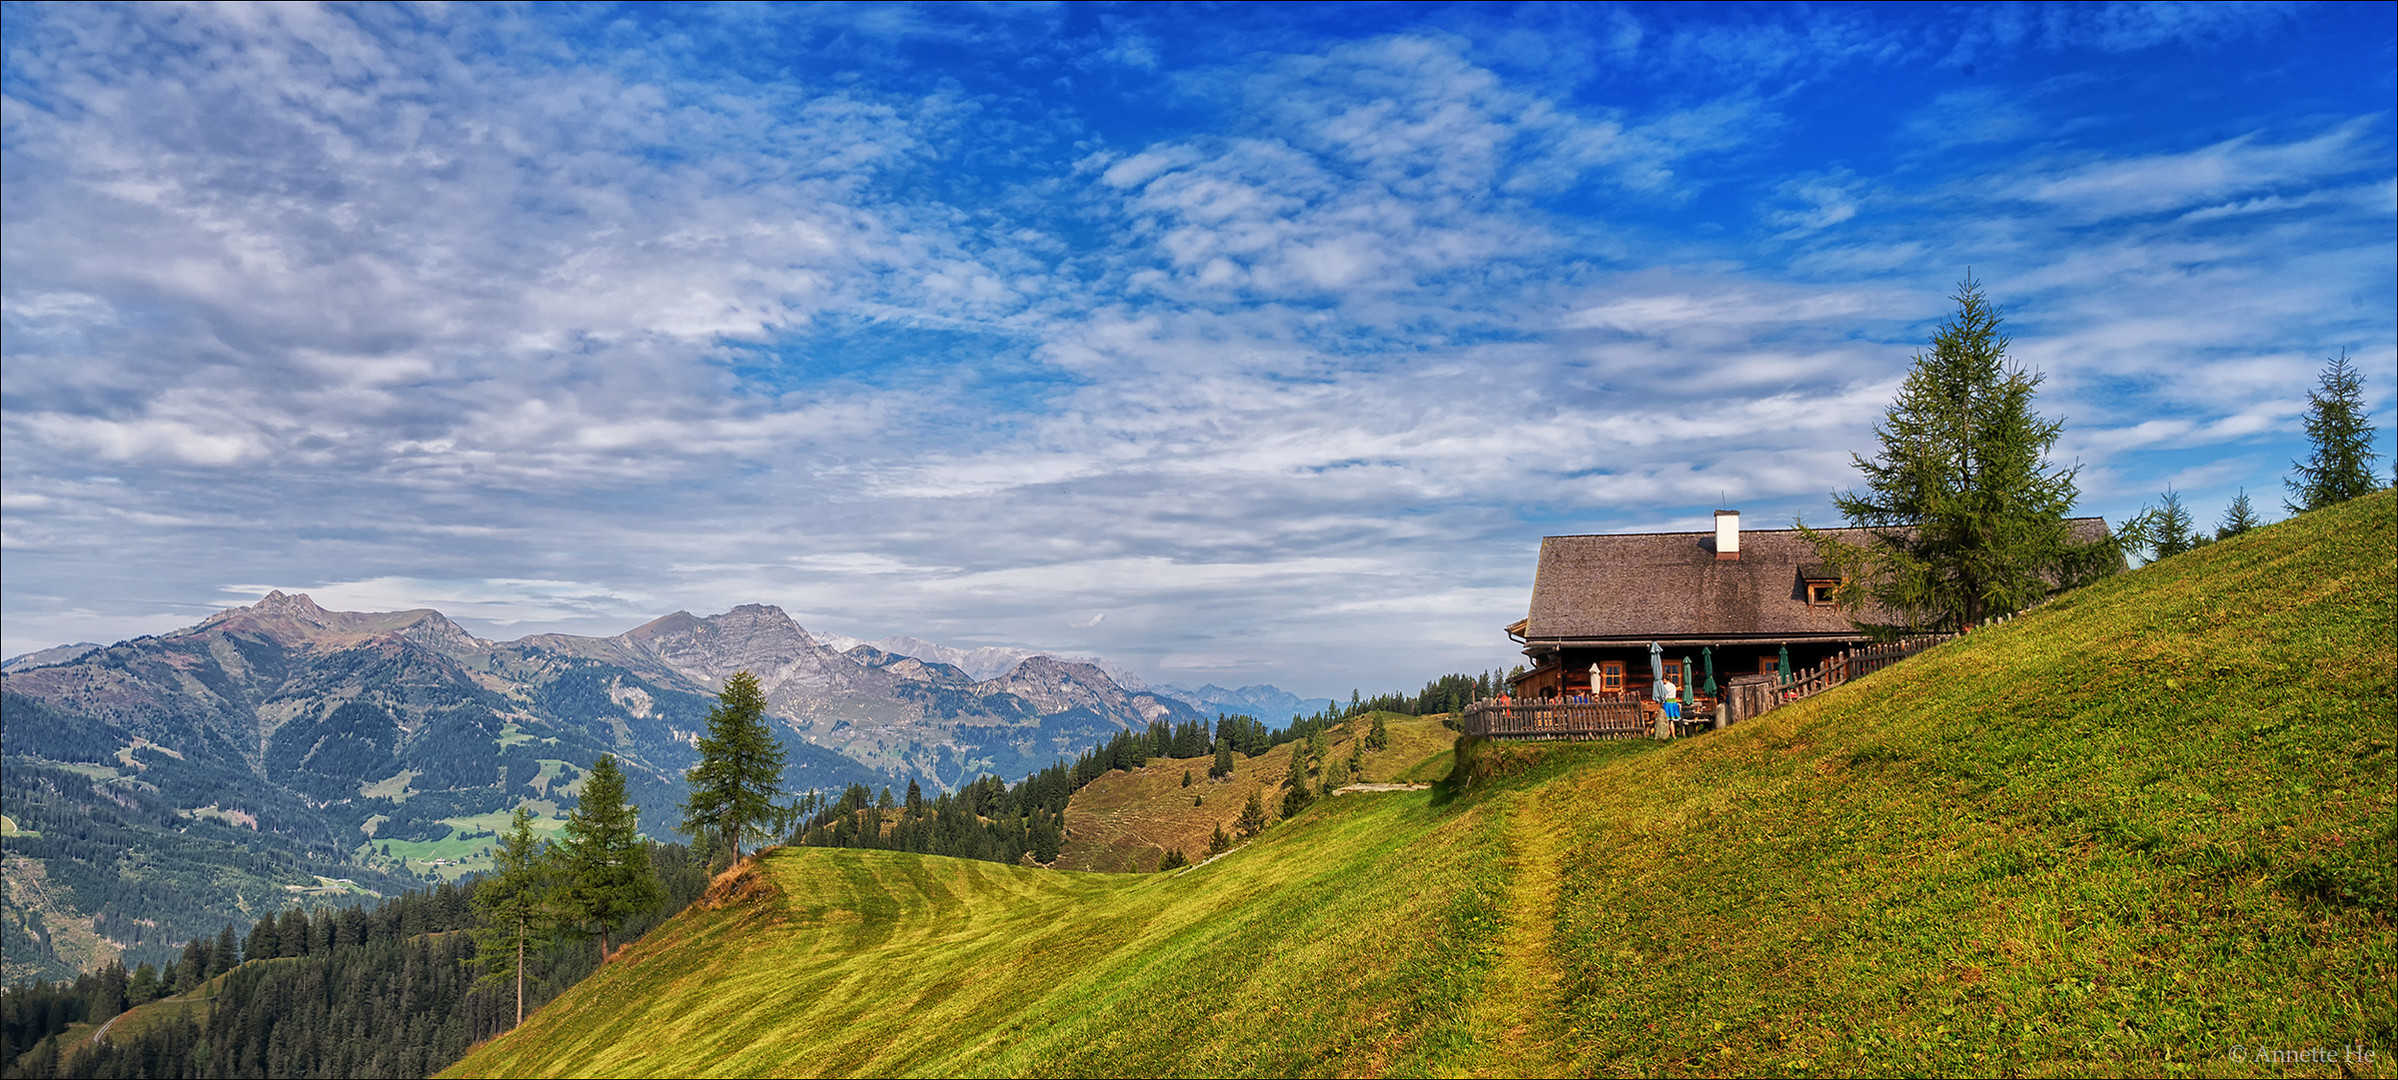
[1802,273,2118,630]
[680,671,787,863]
[2150,487,2195,558]
[558,755,660,960]
[2286,349,2382,512]
[472,806,557,1027]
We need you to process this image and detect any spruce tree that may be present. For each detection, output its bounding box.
[472,807,557,1027]
[680,671,787,862]
[212,925,239,977]
[557,755,661,960]
[1235,789,1268,839]
[2150,487,2195,558]
[2216,489,2260,539]
[1802,273,2117,630]
[1320,755,1350,796]
[2286,350,2382,512]
[1279,747,1312,818]
[1210,742,1234,780]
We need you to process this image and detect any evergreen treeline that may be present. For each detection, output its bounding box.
[0,845,709,1079]
[784,716,1318,864]
[1323,669,1520,722]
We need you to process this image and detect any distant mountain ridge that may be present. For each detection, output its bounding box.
[1152,682,1340,722]
[869,634,1147,686]
[0,641,104,672]
[858,637,1333,721]
[0,592,1207,983]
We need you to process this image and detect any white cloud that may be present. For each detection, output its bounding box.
[2,5,2388,694]
[2012,121,2377,222]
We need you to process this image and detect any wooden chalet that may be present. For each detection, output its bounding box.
[1505,509,2110,703]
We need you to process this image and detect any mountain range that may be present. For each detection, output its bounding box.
[0,591,1237,983]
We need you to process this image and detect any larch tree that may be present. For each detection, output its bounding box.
[2286,349,2383,512]
[680,671,787,864]
[472,806,558,1027]
[557,755,660,961]
[1801,273,2121,631]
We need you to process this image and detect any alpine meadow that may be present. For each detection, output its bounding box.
[4,4,2394,1079]
[449,492,2394,1079]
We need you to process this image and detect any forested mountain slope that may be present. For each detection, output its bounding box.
[0,597,1201,983]
[452,490,2392,1078]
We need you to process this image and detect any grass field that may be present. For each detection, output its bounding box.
[449,491,2394,1078]
[356,801,571,881]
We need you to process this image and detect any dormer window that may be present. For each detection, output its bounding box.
[1808,582,1837,606]
[1800,564,1841,607]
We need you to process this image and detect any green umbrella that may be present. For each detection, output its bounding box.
[1680,656,1694,705]
[1701,647,1716,695]
[1777,643,1792,686]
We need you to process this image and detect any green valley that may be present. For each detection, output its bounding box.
[450,491,2394,1078]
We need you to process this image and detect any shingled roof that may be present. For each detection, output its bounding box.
[1520,518,2110,644]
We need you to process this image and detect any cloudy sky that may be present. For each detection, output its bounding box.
[4,2,2392,694]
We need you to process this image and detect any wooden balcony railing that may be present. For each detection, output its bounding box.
[1718,632,1957,725]
[1459,697,1651,740]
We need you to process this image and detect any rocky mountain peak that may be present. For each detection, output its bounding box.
[392,609,483,654]
[617,604,846,696]
[986,655,1129,715]
[709,604,815,646]
[252,589,331,623]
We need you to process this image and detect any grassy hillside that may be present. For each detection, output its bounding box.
[1056,713,1454,872]
[451,491,2394,1078]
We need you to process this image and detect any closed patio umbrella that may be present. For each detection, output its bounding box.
[1701,647,1716,695]
[1777,643,1792,686]
[1680,656,1694,705]
[1647,641,1664,687]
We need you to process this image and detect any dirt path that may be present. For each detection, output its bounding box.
[1465,792,1576,1077]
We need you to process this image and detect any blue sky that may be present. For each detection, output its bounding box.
[3,2,2391,694]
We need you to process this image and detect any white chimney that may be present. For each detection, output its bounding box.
[1714,509,1740,560]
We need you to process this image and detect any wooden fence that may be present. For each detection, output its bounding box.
[1459,697,1652,740]
[1718,632,1959,725]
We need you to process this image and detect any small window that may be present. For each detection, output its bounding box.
[1807,582,1837,606]
[1663,659,1683,684]
[1598,662,1624,692]
[1760,657,1779,675]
